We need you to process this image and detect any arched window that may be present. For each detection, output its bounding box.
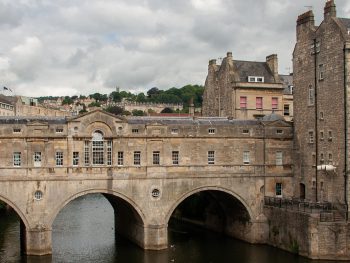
[92,131,104,165]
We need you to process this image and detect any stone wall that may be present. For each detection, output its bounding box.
[265,206,350,260]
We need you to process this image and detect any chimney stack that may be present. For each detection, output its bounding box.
[324,0,336,19]
[266,54,279,82]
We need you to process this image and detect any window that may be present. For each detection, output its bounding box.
[272,97,278,110]
[56,128,63,133]
[283,104,290,116]
[319,64,324,80]
[243,151,250,164]
[134,151,141,165]
[275,183,282,197]
[171,128,179,134]
[13,152,21,167]
[153,151,160,165]
[312,153,316,166]
[208,128,216,134]
[320,153,325,164]
[242,129,249,134]
[118,151,124,166]
[276,129,283,134]
[107,140,112,166]
[256,97,263,109]
[320,131,324,141]
[84,141,90,166]
[13,128,21,133]
[34,190,43,201]
[132,128,139,134]
[276,151,283,166]
[208,151,215,165]
[172,151,179,165]
[240,96,247,109]
[328,153,333,164]
[309,131,314,143]
[33,152,42,167]
[92,131,104,165]
[73,152,79,166]
[308,85,314,106]
[320,111,324,120]
[328,130,333,141]
[56,152,63,166]
[248,76,264,82]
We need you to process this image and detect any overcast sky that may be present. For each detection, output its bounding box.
[0,0,349,97]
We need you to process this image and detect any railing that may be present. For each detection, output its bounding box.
[264,196,347,222]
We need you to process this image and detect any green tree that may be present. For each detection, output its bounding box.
[62,96,74,105]
[161,107,174,113]
[132,109,145,116]
[88,101,101,107]
[105,106,124,115]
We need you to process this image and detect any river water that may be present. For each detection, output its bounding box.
[0,194,338,263]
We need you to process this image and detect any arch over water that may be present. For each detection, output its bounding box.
[0,195,29,229]
[49,189,146,227]
[165,186,253,224]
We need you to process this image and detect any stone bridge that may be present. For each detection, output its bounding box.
[0,110,293,255]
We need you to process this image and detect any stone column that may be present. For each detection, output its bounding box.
[24,227,52,255]
[143,224,168,250]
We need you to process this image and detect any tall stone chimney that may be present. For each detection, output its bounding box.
[296,10,315,40]
[266,54,279,82]
[324,0,336,19]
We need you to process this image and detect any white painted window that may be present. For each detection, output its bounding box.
[56,152,63,166]
[243,151,250,164]
[33,152,42,167]
[134,151,141,165]
[276,151,283,166]
[92,131,104,165]
[172,151,179,165]
[328,130,333,141]
[308,85,314,106]
[73,152,79,166]
[13,152,21,167]
[153,151,160,165]
[275,183,282,197]
[208,151,215,165]
[84,141,90,166]
[118,151,124,166]
[107,140,112,166]
[309,131,314,143]
[248,76,264,83]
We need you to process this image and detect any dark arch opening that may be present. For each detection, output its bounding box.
[52,193,145,260]
[0,199,27,259]
[169,190,252,242]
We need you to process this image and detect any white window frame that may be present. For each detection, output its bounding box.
[248,76,264,83]
[118,151,124,166]
[276,151,283,166]
[33,152,42,167]
[84,141,90,166]
[13,152,21,167]
[56,152,63,166]
[134,151,141,166]
[308,85,314,106]
[107,140,112,166]
[208,151,215,165]
[243,151,250,165]
[73,152,79,166]
[172,151,179,165]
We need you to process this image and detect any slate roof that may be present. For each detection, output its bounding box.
[233,60,275,83]
[0,94,15,105]
[339,18,350,29]
[0,116,67,124]
[279,74,293,94]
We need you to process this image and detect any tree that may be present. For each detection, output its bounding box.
[110,91,122,102]
[88,101,101,107]
[136,92,147,103]
[147,87,161,98]
[105,106,124,115]
[132,109,145,116]
[62,96,73,105]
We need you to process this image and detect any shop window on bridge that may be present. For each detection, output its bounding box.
[172,151,179,165]
[56,152,63,166]
[92,131,104,165]
[153,151,160,165]
[118,151,124,166]
[243,151,250,165]
[208,151,215,165]
[107,141,112,166]
[84,141,90,166]
[275,183,282,197]
[134,151,141,166]
[13,152,21,167]
[73,152,79,166]
[33,152,42,167]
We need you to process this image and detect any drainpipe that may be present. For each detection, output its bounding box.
[313,38,319,202]
[344,43,349,221]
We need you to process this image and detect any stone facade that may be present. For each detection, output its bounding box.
[293,0,350,206]
[0,109,293,255]
[202,52,292,120]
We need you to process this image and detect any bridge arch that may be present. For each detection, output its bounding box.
[165,185,254,224]
[0,194,30,229]
[48,189,146,227]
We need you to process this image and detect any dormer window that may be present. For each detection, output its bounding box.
[248,76,264,83]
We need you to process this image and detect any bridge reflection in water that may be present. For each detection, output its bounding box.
[0,194,332,263]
